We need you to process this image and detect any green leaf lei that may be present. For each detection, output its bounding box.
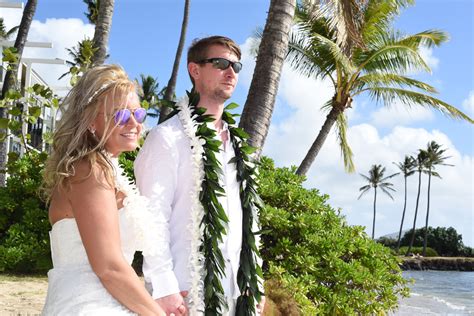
[174,90,263,315]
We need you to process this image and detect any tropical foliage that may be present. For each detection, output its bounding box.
[0,151,51,273]
[259,157,408,314]
[287,0,473,175]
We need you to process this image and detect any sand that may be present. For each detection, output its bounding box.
[0,275,47,315]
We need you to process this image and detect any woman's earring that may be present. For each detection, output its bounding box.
[88,127,96,136]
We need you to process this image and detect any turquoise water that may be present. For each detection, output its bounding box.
[390,270,474,315]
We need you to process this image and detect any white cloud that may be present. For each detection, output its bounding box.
[239,38,474,247]
[0,7,94,95]
[462,90,474,116]
[371,102,434,128]
[419,46,440,71]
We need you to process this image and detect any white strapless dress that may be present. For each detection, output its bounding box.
[42,160,165,315]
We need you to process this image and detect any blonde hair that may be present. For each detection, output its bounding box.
[43,64,138,200]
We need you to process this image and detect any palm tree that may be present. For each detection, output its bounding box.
[0,0,37,187]
[58,38,97,82]
[91,0,114,66]
[0,18,19,40]
[159,0,190,124]
[1,0,38,99]
[421,141,452,256]
[138,74,164,118]
[393,155,416,253]
[239,0,296,156]
[287,0,473,176]
[358,164,398,239]
[83,0,100,24]
[406,149,429,255]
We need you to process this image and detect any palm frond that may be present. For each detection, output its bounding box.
[355,73,438,96]
[335,112,355,172]
[367,87,474,123]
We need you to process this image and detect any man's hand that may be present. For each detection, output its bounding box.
[155,291,189,316]
[256,296,266,316]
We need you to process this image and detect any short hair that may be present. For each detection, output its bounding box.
[187,35,241,64]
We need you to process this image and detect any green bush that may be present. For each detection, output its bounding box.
[400,227,466,257]
[258,157,409,315]
[398,246,438,257]
[0,151,51,273]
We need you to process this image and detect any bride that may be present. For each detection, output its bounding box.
[42,64,166,315]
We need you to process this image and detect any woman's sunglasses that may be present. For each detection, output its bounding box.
[113,107,147,125]
[198,57,243,73]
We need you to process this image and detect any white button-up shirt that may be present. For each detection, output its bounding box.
[134,115,242,300]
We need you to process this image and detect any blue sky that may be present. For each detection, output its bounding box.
[1,0,472,246]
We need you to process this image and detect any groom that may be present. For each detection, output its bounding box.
[135,36,264,315]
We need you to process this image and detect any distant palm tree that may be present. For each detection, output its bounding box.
[421,141,452,256]
[91,0,114,66]
[0,18,19,40]
[393,155,416,253]
[59,39,97,81]
[239,0,296,156]
[358,164,398,239]
[406,149,429,255]
[159,0,190,124]
[138,74,164,118]
[287,0,473,176]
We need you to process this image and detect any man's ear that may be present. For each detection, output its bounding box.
[188,62,200,81]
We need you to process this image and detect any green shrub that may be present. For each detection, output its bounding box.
[398,246,438,257]
[258,157,409,315]
[400,227,466,257]
[0,151,51,273]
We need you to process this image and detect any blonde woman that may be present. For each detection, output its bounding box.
[42,65,165,315]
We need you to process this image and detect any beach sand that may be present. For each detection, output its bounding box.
[0,275,47,315]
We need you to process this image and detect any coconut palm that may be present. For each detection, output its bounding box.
[58,38,97,81]
[83,0,100,24]
[406,149,429,255]
[239,0,296,156]
[138,74,165,118]
[358,164,398,239]
[91,0,114,66]
[287,0,473,176]
[0,18,19,40]
[159,0,190,124]
[1,0,38,99]
[0,0,37,187]
[393,155,416,253]
[421,141,452,256]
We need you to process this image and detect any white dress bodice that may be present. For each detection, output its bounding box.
[42,159,163,315]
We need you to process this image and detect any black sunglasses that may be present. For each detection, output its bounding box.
[198,57,243,73]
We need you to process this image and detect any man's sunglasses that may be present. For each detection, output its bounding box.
[113,107,147,125]
[198,57,243,74]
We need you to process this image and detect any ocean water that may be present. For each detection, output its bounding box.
[390,270,474,315]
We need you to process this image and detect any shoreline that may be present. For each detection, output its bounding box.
[399,256,474,271]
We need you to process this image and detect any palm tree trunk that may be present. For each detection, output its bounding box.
[406,170,422,255]
[1,0,37,99]
[91,0,114,66]
[159,0,190,124]
[372,187,377,239]
[422,170,432,256]
[396,176,408,253]
[0,0,37,187]
[239,0,296,156]
[296,105,340,176]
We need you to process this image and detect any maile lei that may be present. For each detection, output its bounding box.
[172,90,264,315]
